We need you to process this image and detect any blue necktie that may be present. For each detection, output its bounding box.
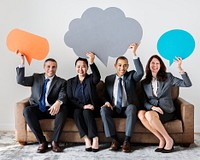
[39,78,50,112]
[116,78,123,113]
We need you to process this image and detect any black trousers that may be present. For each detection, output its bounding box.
[73,108,98,139]
[23,105,67,144]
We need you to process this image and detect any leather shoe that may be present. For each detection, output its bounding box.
[51,141,62,152]
[155,148,163,152]
[122,141,131,153]
[162,140,174,153]
[92,148,99,152]
[162,146,174,153]
[37,142,48,153]
[85,147,92,152]
[109,140,120,151]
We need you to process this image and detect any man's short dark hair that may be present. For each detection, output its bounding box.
[44,58,57,65]
[115,56,128,65]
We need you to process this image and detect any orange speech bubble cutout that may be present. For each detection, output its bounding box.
[6,28,49,65]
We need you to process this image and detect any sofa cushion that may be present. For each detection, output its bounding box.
[27,118,183,134]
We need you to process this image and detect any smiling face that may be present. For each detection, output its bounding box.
[149,57,161,76]
[44,60,57,78]
[115,58,129,77]
[75,60,88,77]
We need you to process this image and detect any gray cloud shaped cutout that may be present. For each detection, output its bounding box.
[64,7,143,65]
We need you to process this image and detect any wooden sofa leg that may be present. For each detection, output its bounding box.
[180,143,191,147]
[18,142,27,146]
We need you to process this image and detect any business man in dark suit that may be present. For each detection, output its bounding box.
[100,43,144,153]
[16,52,67,153]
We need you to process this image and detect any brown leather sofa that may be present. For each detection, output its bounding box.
[15,81,194,147]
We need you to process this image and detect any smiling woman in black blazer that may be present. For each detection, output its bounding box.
[66,52,101,152]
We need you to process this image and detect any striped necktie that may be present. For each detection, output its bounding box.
[116,78,123,113]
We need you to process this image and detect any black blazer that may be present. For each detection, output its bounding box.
[16,67,67,106]
[104,58,144,107]
[66,63,101,109]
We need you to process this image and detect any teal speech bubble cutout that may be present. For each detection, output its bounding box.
[157,29,195,65]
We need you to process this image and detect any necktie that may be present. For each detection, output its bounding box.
[116,78,123,113]
[39,78,50,112]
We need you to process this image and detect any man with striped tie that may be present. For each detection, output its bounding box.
[100,43,144,153]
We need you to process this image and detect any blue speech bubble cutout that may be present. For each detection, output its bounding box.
[157,29,195,65]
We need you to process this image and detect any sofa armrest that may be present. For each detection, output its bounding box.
[176,97,194,143]
[15,98,29,144]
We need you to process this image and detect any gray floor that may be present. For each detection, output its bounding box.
[0,131,200,160]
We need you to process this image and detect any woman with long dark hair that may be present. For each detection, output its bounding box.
[138,55,192,153]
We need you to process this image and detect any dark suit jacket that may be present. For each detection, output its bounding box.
[16,67,67,106]
[142,72,192,113]
[66,63,101,110]
[104,58,144,107]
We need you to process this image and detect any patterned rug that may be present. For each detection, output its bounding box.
[0,132,200,160]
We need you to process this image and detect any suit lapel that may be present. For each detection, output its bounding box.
[108,75,115,98]
[72,76,78,95]
[143,80,165,98]
[47,75,57,95]
[144,83,153,97]
[39,74,45,97]
[157,81,164,98]
[122,74,127,90]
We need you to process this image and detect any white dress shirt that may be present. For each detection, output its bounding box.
[45,76,54,106]
[151,77,158,97]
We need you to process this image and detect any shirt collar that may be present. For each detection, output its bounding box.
[116,75,124,80]
[45,75,55,81]
[152,76,157,81]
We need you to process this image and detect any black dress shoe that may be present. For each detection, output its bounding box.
[162,147,174,153]
[92,148,99,152]
[155,148,163,152]
[162,140,174,153]
[51,141,62,152]
[37,142,48,153]
[85,147,92,152]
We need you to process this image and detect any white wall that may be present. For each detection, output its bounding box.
[0,0,199,132]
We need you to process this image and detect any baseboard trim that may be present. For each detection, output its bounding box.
[0,124,15,131]
[195,125,200,133]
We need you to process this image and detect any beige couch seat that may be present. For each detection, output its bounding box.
[15,81,194,147]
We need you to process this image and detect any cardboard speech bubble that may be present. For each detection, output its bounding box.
[157,29,195,65]
[6,28,49,64]
[64,7,143,66]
